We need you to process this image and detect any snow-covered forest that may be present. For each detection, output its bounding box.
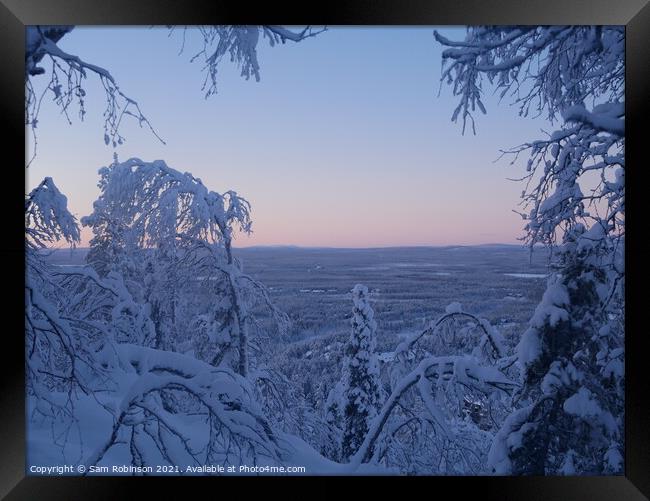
[25,26,624,475]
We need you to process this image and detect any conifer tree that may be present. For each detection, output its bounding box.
[340,284,383,461]
[489,224,624,474]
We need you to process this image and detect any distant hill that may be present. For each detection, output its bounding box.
[236,243,529,252]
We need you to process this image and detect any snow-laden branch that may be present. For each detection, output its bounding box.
[396,307,505,360]
[82,158,252,248]
[25,27,164,165]
[85,344,281,469]
[435,26,624,133]
[562,102,624,137]
[350,354,518,466]
[264,26,327,43]
[179,25,326,98]
[26,177,80,249]
[26,25,325,161]
[435,27,625,319]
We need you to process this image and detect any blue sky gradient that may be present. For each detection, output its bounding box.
[27,26,554,247]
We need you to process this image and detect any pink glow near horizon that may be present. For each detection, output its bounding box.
[29,27,550,250]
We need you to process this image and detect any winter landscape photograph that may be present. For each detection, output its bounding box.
[25,26,625,476]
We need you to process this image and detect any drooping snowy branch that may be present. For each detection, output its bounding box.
[435,26,624,132]
[351,353,517,467]
[26,178,129,432]
[436,26,625,475]
[26,25,325,163]
[335,299,517,473]
[26,177,80,250]
[395,305,506,363]
[25,26,164,165]
[84,344,282,470]
[436,26,624,257]
[180,25,327,98]
[435,25,625,253]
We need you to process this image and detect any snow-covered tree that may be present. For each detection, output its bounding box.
[26,177,85,407]
[25,177,80,250]
[489,225,624,474]
[81,157,288,377]
[25,173,311,473]
[336,284,384,461]
[26,177,154,435]
[435,26,625,474]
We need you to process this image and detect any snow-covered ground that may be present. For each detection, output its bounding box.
[503,273,547,279]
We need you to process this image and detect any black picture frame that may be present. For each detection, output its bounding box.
[2,0,648,498]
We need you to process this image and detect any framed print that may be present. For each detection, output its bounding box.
[1,0,649,498]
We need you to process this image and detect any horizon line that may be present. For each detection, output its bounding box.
[46,242,539,252]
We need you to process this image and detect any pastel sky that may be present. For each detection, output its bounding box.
[27,26,554,248]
